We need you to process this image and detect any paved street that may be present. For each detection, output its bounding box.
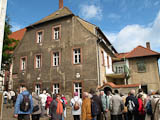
[2,104,73,120]
[2,104,49,120]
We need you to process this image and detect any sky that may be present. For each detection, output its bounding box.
[6,0,160,54]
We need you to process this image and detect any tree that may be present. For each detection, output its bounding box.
[2,17,18,70]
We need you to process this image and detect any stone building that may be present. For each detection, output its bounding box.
[10,1,160,96]
[105,42,160,93]
[12,3,117,98]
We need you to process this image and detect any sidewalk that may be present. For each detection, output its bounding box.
[2,104,73,120]
[2,104,49,120]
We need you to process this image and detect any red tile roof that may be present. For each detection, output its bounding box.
[116,45,160,59]
[99,82,140,89]
[8,28,26,40]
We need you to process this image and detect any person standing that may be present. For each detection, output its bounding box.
[151,89,160,120]
[46,93,53,116]
[70,92,82,120]
[138,94,145,120]
[49,94,58,120]
[89,88,102,120]
[100,90,109,120]
[14,85,33,120]
[81,92,92,120]
[3,90,8,104]
[125,89,139,120]
[32,92,42,120]
[109,89,124,120]
[56,94,64,120]
[39,90,47,117]
[61,94,68,119]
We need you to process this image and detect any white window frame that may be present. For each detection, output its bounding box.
[53,52,59,66]
[54,27,60,40]
[37,31,42,43]
[36,55,41,68]
[74,83,82,98]
[35,84,41,95]
[73,48,81,64]
[53,83,59,94]
[21,57,26,70]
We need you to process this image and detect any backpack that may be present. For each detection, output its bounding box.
[91,98,100,117]
[73,99,80,110]
[127,100,135,113]
[20,94,31,112]
[146,100,152,115]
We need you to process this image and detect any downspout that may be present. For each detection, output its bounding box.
[96,39,102,87]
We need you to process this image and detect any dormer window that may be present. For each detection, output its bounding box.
[53,25,61,40]
[36,30,43,43]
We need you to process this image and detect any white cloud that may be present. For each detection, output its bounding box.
[79,4,102,20]
[108,13,121,20]
[105,10,160,53]
[11,22,23,32]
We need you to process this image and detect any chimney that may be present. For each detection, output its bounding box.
[59,0,63,9]
[146,42,151,49]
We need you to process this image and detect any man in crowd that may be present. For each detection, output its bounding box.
[100,90,109,120]
[89,88,102,120]
[14,85,33,120]
[125,89,139,120]
[109,89,124,120]
[39,90,47,117]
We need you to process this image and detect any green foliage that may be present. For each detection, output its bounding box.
[2,17,19,70]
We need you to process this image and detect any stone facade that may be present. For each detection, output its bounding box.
[12,8,116,98]
[128,56,160,92]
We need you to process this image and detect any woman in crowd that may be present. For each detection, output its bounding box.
[138,94,145,120]
[32,92,42,120]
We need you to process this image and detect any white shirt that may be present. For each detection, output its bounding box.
[39,93,47,106]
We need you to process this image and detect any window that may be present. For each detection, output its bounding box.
[35,55,41,68]
[107,56,110,68]
[74,83,82,98]
[53,52,59,66]
[36,31,43,43]
[53,26,60,40]
[101,51,104,66]
[115,66,124,74]
[35,84,41,95]
[20,57,26,70]
[53,83,59,94]
[137,61,146,72]
[73,48,81,64]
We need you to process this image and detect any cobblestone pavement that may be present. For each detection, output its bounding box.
[2,104,73,120]
[2,104,49,120]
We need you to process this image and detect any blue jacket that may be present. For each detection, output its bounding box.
[14,90,33,114]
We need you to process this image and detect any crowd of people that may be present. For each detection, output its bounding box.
[2,85,160,120]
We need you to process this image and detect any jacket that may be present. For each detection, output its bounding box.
[92,94,102,114]
[14,90,33,115]
[49,99,58,120]
[109,94,124,115]
[125,94,139,113]
[70,96,82,115]
[138,98,145,115]
[82,98,92,120]
[151,95,160,120]
[101,94,109,112]
[32,94,42,115]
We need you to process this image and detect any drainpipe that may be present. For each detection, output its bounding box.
[97,39,102,87]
